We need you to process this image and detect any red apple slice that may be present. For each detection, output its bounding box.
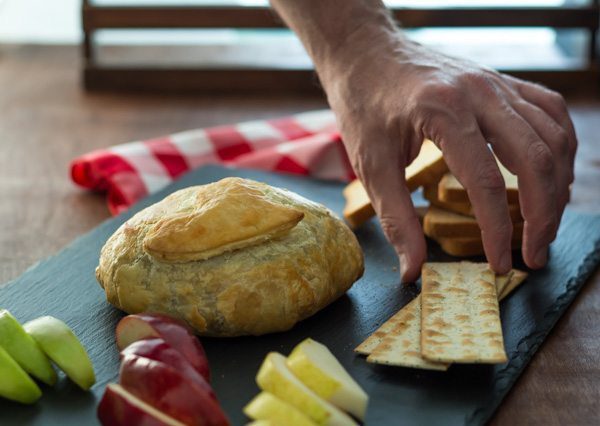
[120,338,214,399]
[98,383,185,426]
[120,354,229,426]
[116,313,210,381]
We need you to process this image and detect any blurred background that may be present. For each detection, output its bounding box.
[0,0,597,93]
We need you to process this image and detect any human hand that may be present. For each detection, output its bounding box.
[320,31,576,282]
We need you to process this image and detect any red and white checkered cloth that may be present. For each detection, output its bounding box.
[70,110,355,215]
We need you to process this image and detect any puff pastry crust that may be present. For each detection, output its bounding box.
[96,177,364,336]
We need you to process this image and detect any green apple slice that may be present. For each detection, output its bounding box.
[0,310,57,386]
[0,346,42,404]
[24,316,95,391]
[287,338,368,421]
[244,392,316,426]
[256,352,357,426]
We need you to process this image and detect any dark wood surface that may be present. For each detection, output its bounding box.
[1,44,599,425]
[83,4,599,29]
[83,68,600,97]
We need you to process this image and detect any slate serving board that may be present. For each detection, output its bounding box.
[1,165,599,426]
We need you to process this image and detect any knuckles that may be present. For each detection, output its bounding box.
[552,127,570,158]
[413,81,465,112]
[527,141,555,175]
[546,90,569,115]
[473,163,506,195]
[459,71,498,96]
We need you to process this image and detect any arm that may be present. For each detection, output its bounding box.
[271,0,577,282]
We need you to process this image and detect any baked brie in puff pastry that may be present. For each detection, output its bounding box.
[96,177,364,336]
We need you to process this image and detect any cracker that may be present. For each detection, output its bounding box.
[342,180,376,230]
[366,297,449,371]
[495,271,514,298]
[421,262,507,363]
[423,206,524,239]
[430,233,522,257]
[423,185,522,222]
[438,162,519,204]
[499,269,528,300]
[358,268,522,369]
[343,139,447,228]
[354,308,407,355]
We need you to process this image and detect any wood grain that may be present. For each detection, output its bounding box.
[0,44,598,425]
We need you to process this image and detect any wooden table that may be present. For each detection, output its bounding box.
[1,44,599,425]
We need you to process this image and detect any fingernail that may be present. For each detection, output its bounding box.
[399,253,409,283]
[534,247,548,267]
[500,250,512,273]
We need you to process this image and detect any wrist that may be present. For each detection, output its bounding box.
[316,24,420,94]
[316,15,397,80]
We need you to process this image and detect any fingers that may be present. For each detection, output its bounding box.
[477,101,558,269]
[359,150,427,283]
[511,79,577,170]
[510,100,571,219]
[424,114,513,275]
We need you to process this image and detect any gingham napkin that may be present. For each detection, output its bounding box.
[70,110,356,215]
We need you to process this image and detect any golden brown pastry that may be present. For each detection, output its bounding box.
[96,177,364,337]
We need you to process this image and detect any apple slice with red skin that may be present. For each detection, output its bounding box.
[120,338,215,399]
[98,383,185,426]
[120,354,229,426]
[116,313,210,382]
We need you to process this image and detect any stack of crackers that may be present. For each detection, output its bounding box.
[355,262,527,370]
[342,139,523,256]
[422,162,522,256]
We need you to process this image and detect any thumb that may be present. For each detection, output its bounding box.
[363,169,427,283]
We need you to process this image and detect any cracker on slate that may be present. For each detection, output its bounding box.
[495,271,514,299]
[357,270,516,356]
[357,267,522,370]
[354,307,407,355]
[421,262,508,364]
[366,296,449,371]
[499,269,528,300]
[362,271,514,370]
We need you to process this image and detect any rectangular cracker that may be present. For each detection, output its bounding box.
[366,296,450,371]
[433,235,522,257]
[343,139,447,228]
[423,184,522,222]
[354,307,408,355]
[421,262,508,363]
[438,161,519,204]
[423,206,524,239]
[342,180,376,229]
[499,269,528,300]
[360,271,517,369]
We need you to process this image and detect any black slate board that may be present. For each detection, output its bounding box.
[1,165,599,426]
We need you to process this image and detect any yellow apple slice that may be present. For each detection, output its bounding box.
[256,352,357,426]
[244,392,316,426]
[287,339,368,421]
